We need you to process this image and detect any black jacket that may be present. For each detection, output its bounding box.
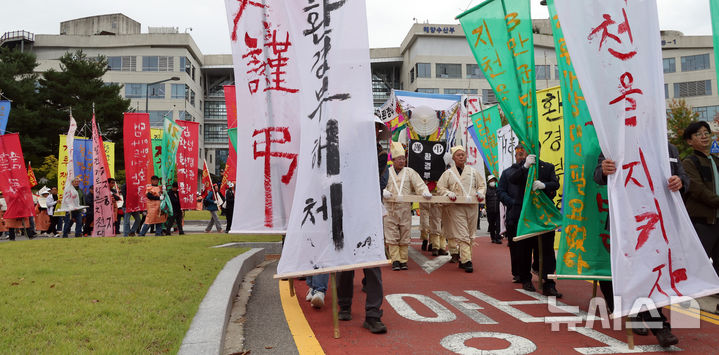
[498,159,559,225]
[485,184,499,215]
[169,189,181,215]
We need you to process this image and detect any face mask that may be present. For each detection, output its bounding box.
[489,181,496,187]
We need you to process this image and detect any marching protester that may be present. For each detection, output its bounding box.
[305,273,329,309]
[83,185,94,236]
[108,178,123,235]
[681,121,719,278]
[224,182,235,233]
[62,177,85,238]
[204,188,223,233]
[35,187,52,237]
[485,175,501,244]
[121,183,142,237]
[166,182,184,235]
[382,142,431,271]
[46,186,61,237]
[594,142,686,347]
[139,176,165,236]
[436,145,486,273]
[498,144,561,296]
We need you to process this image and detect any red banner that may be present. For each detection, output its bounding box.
[176,120,199,210]
[92,114,115,236]
[123,113,153,212]
[0,134,35,218]
[221,85,238,195]
[201,159,213,198]
[27,161,37,187]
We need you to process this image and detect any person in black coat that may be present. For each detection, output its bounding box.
[497,144,561,297]
[166,182,184,235]
[485,175,501,244]
[224,182,235,233]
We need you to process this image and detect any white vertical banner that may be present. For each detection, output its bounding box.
[233,0,385,277]
[225,0,300,233]
[460,95,486,179]
[555,0,719,317]
[496,124,517,235]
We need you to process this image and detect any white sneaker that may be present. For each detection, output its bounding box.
[305,288,314,302]
[311,291,325,309]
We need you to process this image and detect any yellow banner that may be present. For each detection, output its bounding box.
[56,135,115,214]
[536,87,565,248]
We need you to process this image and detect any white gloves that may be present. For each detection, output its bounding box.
[476,192,485,201]
[447,191,457,201]
[532,180,546,191]
[523,154,536,168]
[159,194,165,201]
[422,191,432,200]
[382,189,393,199]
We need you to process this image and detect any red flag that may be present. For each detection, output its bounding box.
[220,85,238,195]
[27,161,37,188]
[224,85,238,129]
[123,113,153,212]
[92,114,115,236]
[0,134,35,218]
[201,159,213,198]
[176,120,199,210]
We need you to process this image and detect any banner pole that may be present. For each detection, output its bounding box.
[331,272,340,339]
[537,235,544,290]
[592,280,598,298]
[624,317,635,350]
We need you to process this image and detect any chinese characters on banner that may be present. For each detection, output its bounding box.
[458,0,561,240]
[547,0,611,280]
[536,87,565,211]
[123,113,154,213]
[0,134,35,219]
[225,0,301,233]
[555,0,719,316]
[496,124,518,236]
[176,120,199,210]
[91,114,115,237]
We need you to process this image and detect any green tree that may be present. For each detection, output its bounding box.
[35,154,59,184]
[666,99,700,158]
[38,50,130,169]
[0,48,44,163]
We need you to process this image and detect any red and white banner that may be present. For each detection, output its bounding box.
[0,134,35,219]
[92,114,114,236]
[176,120,199,210]
[555,0,719,317]
[123,113,153,212]
[201,159,213,197]
[220,85,237,196]
[225,0,300,233]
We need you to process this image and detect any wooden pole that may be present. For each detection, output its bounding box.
[288,278,295,297]
[331,272,340,339]
[625,317,635,350]
[592,280,598,298]
[537,235,544,291]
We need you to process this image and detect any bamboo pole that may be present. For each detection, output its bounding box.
[331,273,340,339]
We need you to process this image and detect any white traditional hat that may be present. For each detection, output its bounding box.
[487,175,497,182]
[450,145,465,156]
[38,186,51,195]
[390,141,405,158]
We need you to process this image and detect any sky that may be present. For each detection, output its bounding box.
[0,0,713,55]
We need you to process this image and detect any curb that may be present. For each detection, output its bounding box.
[212,242,284,255]
[178,248,266,355]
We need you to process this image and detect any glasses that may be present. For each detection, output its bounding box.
[693,131,712,138]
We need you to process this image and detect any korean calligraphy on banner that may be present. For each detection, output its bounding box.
[123,113,153,213]
[407,140,447,181]
[459,95,486,177]
[176,120,199,210]
[0,134,35,219]
[536,87,564,211]
[496,124,517,236]
[252,0,387,277]
[554,0,719,317]
[57,134,114,211]
[91,114,114,237]
[457,0,561,240]
[547,1,611,281]
[225,0,301,233]
[469,105,502,177]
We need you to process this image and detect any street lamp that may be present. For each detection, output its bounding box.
[145,76,180,113]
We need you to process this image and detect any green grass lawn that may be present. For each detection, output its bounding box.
[183,210,227,221]
[0,233,280,353]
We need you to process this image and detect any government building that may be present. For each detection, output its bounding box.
[2,14,717,175]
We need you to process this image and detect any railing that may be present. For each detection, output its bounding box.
[0,31,35,43]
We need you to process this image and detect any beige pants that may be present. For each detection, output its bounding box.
[444,204,479,262]
[419,203,430,240]
[430,232,448,251]
[384,202,412,263]
[388,244,410,263]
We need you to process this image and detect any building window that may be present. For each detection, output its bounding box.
[663,58,676,73]
[482,89,497,104]
[171,84,186,99]
[664,83,668,99]
[142,56,174,71]
[179,111,193,121]
[466,64,484,79]
[108,56,136,71]
[125,83,145,98]
[180,57,191,75]
[416,63,431,78]
[215,149,229,175]
[693,105,719,121]
[436,63,461,79]
[681,53,710,72]
[416,88,439,94]
[673,80,711,98]
[410,68,415,83]
[147,83,165,99]
[554,65,560,80]
[149,110,173,127]
[444,88,478,95]
[190,89,196,106]
[204,101,227,120]
[204,123,228,144]
[535,65,551,80]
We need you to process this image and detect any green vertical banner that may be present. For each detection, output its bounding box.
[160,117,185,215]
[548,0,610,279]
[457,0,561,239]
[711,0,719,94]
[471,105,502,177]
[151,128,163,178]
